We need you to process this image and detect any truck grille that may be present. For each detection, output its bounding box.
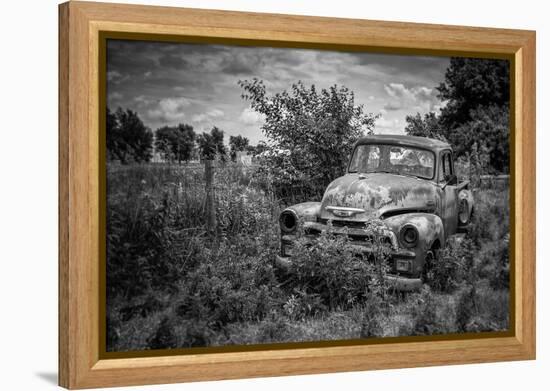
[317,218,395,248]
[318,218,367,230]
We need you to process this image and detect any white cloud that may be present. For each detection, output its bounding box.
[191,108,225,123]
[107,70,129,84]
[108,91,123,101]
[239,107,265,126]
[383,83,440,113]
[207,108,224,118]
[147,97,191,122]
[375,116,404,135]
[191,113,207,122]
[107,70,121,81]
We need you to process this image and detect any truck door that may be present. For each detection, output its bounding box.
[438,150,458,237]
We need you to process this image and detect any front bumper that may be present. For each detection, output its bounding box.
[275,254,422,292]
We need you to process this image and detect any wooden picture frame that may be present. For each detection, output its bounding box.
[59,1,536,388]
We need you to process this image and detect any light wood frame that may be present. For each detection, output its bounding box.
[59,1,536,389]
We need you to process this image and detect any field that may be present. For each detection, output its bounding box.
[106,162,510,352]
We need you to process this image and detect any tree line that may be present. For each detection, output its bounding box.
[107,107,262,164]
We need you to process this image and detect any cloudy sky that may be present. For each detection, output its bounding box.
[107,39,450,145]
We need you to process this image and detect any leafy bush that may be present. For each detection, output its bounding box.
[286,221,391,310]
[410,286,448,335]
[455,285,477,332]
[429,238,473,293]
[479,234,510,290]
[174,247,281,329]
[239,79,378,201]
[283,290,327,321]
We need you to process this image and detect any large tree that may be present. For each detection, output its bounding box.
[239,79,378,197]
[437,58,510,171]
[106,107,153,164]
[197,126,227,161]
[405,58,510,174]
[155,124,196,164]
[437,57,509,128]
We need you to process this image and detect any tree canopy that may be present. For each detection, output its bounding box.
[404,112,444,140]
[107,107,153,164]
[197,127,227,161]
[239,78,378,198]
[155,124,196,163]
[405,57,510,174]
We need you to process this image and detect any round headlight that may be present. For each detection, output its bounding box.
[280,210,297,233]
[400,225,418,248]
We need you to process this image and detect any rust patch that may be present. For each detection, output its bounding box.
[321,173,438,221]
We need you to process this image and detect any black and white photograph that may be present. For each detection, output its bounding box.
[105,39,510,352]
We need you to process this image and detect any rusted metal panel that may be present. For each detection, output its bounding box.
[320,173,438,222]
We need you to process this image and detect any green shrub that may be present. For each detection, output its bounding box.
[257,313,295,343]
[429,238,474,292]
[359,290,386,338]
[283,290,327,321]
[455,285,477,332]
[147,317,178,349]
[455,284,509,333]
[478,234,510,290]
[173,241,281,328]
[409,286,449,335]
[286,224,391,310]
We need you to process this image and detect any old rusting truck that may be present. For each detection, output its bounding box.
[276,134,474,291]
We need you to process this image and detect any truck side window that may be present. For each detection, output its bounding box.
[439,151,453,182]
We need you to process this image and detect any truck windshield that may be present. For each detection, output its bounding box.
[348,144,435,179]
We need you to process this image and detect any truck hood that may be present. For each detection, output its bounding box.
[320,173,438,221]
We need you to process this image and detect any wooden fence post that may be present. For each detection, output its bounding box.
[204,159,216,234]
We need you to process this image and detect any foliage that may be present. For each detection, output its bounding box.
[250,141,268,156]
[107,107,153,164]
[467,142,491,186]
[107,163,510,350]
[286,220,391,311]
[404,58,510,174]
[437,58,510,171]
[229,135,250,161]
[437,58,510,128]
[404,112,445,140]
[409,286,448,335]
[429,238,472,293]
[239,79,378,200]
[453,104,510,173]
[155,124,196,163]
[197,126,227,161]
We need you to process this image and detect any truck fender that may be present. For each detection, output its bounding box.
[284,201,321,222]
[383,212,445,252]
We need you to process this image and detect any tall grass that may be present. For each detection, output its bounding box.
[107,162,510,351]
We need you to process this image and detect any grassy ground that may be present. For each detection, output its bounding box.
[106,162,509,352]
